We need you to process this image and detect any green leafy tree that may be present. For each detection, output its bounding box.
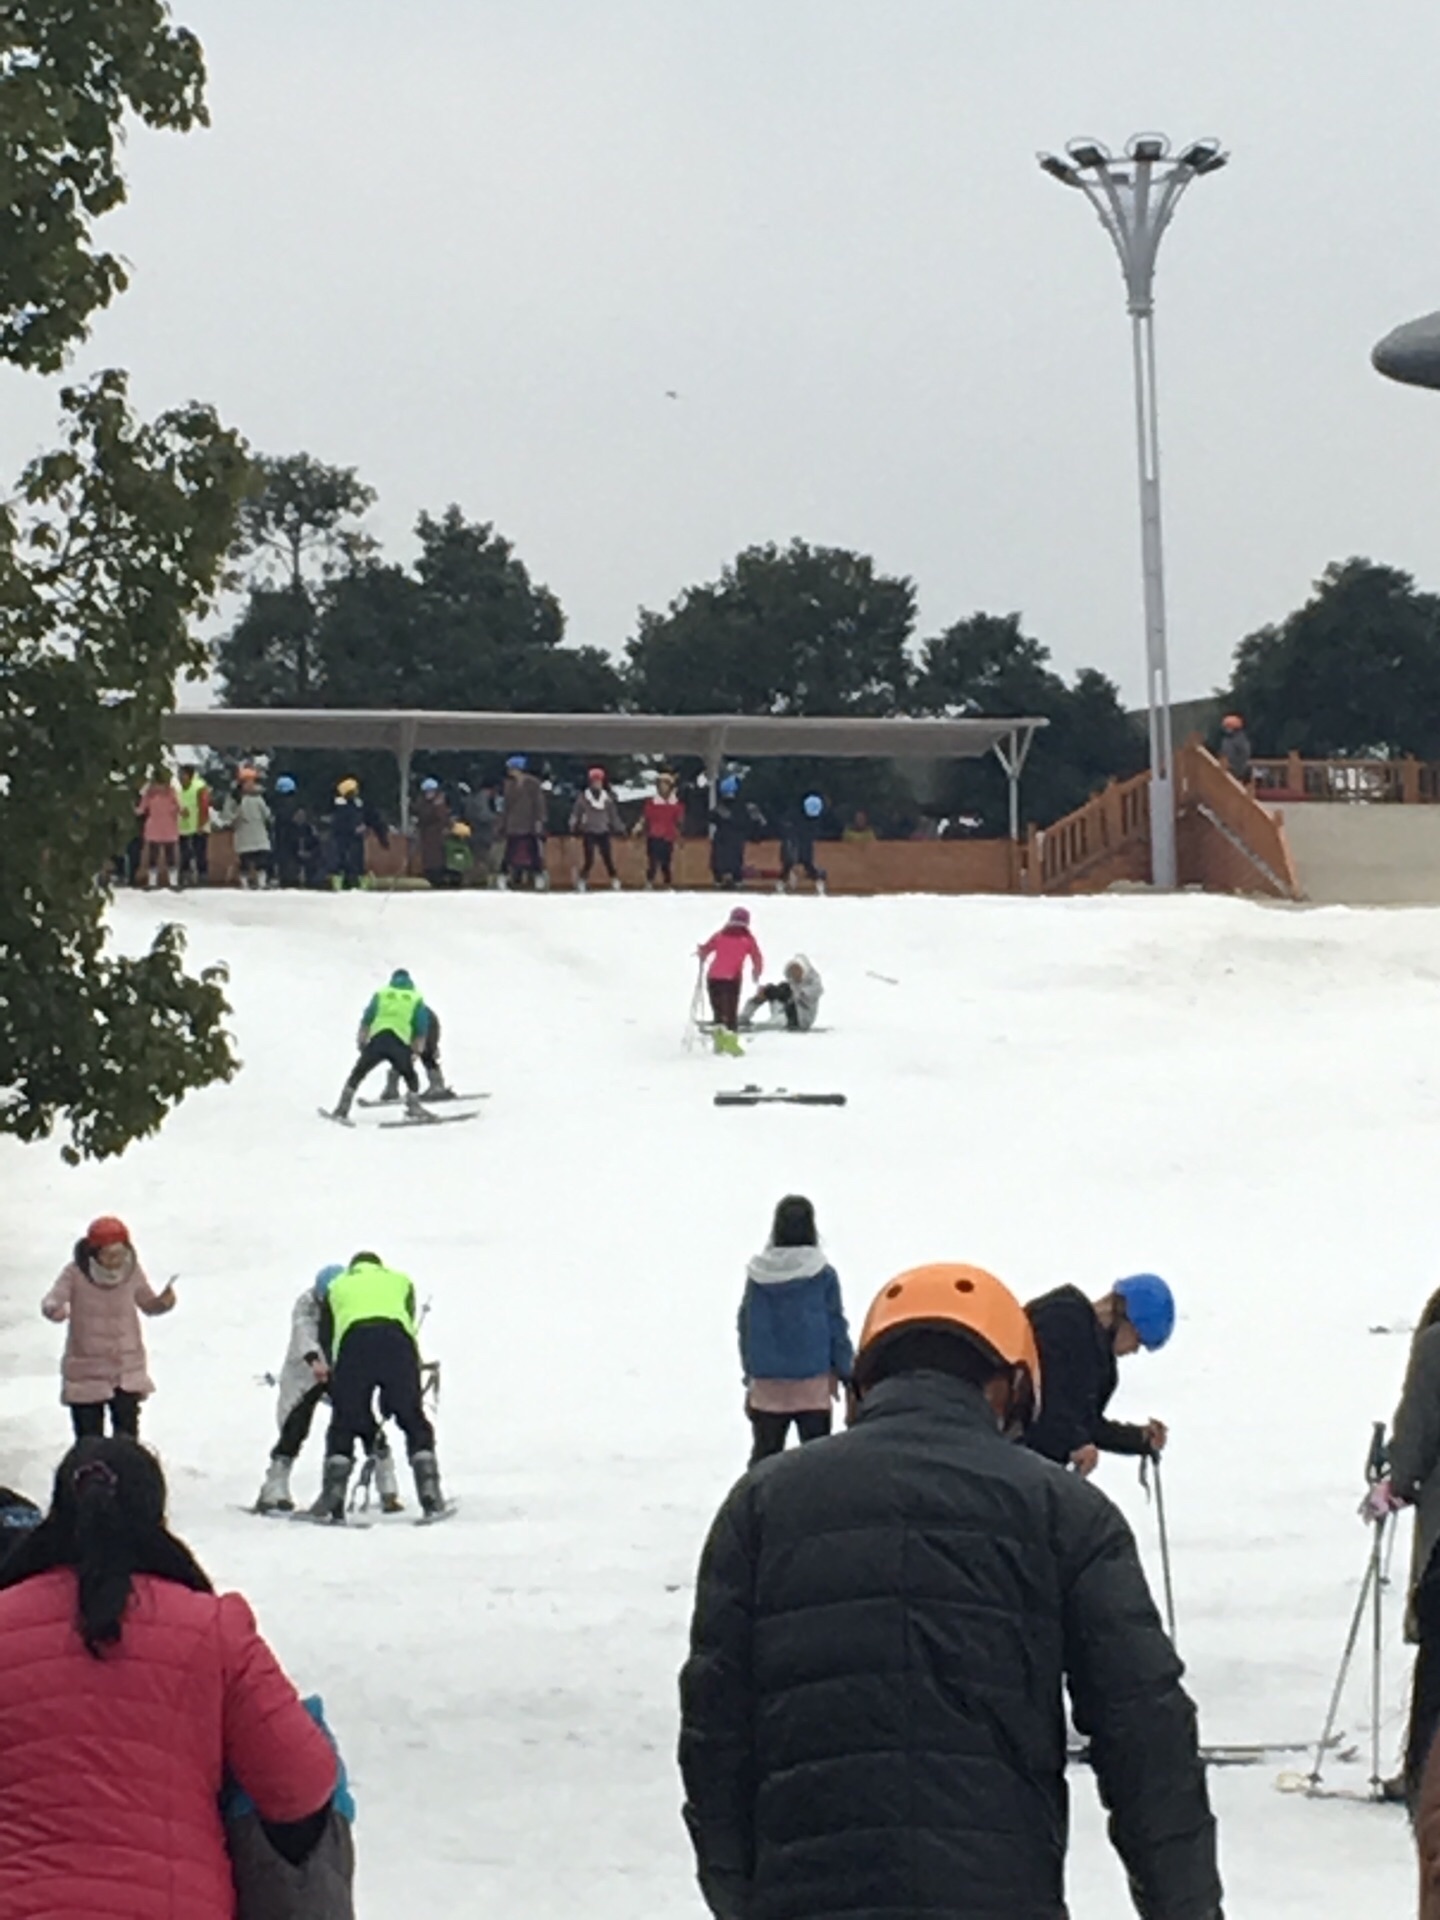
[218,453,375,706]
[0,1,207,370]
[626,539,916,717]
[1,3,250,1160]
[1225,558,1440,757]
[916,612,1144,831]
[0,376,250,1160]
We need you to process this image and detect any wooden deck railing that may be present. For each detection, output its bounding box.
[1177,743,1299,898]
[1251,754,1440,803]
[1028,772,1151,893]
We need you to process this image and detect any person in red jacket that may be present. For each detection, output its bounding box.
[637,769,685,888]
[0,1437,338,1919]
[697,906,763,1056]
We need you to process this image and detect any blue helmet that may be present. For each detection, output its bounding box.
[718,773,740,798]
[420,777,439,794]
[314,1263,345,1299]
[275,774,296,795]
[1114,1274,1175,1351]
[802,793,823,819]
[506,754,527,771]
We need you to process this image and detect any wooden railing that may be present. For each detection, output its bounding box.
[1251,754,1440,803]
[1028,772,1151,893]
[1177,743,1299,898]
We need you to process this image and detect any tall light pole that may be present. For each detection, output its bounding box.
[1038,134,1226,890]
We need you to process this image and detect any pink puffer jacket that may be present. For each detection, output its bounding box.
[42,1252,173,1405]
[0,1569,336,1919]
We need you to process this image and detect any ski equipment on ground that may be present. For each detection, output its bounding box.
[318,1108,356,1128]
[359,1091,490,1108]
[378,1109,479,1130]
[714,1085,847,1107]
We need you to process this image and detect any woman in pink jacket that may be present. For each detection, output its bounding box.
[0,1437,338,1920]
[697,906,763,1054]
[136,770,182,889]
[43,1215,176,1441]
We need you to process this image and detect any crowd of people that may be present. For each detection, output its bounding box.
[14,1169,1440,1912]
[115,757,857,894]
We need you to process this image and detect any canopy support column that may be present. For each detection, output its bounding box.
[991,723,1040,843]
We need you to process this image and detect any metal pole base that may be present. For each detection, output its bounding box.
[1150,773,1177,890]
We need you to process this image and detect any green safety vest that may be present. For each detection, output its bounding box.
[177,779,208,835]
[368,984,422,1042]
[328,1262,417,1354]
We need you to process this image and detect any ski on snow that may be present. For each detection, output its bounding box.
[714,1085,847,1108]
[318,1106,480,1129]
[357,1092,490,1108]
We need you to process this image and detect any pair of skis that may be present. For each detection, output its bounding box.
[319,1092,488,1130]
[714,1085,847,1108]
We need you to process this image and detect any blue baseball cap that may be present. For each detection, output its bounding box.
[718,773,740,798]
[275,775,296,795]
[420,777,440,794]
[802,793,823,819]
[1114,1274,1175,1351]
[506,755,527,771]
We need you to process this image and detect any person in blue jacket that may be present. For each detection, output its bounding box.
[737,1195,853,1464]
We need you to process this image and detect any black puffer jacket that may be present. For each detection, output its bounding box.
[679,1372,1220,1920]
[1025,1284,1151,1466]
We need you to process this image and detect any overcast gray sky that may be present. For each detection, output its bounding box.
[6,0,1440,703]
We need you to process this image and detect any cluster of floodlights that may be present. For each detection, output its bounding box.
[1037,134,1228,186]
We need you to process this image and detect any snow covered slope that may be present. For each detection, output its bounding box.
[1,888,1433,1917]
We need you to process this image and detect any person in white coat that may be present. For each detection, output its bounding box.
[741,954,824,1032]
[218,769,275,889]
[254,1265,401,1514]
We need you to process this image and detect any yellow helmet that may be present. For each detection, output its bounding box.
[337,777,359,797]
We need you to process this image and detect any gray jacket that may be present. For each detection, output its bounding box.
[275,1288,326,1427]
[788,954,823,1030]
[569,787,624,836]
[223,791,274,855]
[1388,1321,1440,1639]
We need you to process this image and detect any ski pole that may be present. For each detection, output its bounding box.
[1151,1452,1178,1647]
[1308,1542,1377,1790]
[683,957,706,1052]
[1370,1516,1386,1798]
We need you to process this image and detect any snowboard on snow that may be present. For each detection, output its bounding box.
[714,1085,847,1108]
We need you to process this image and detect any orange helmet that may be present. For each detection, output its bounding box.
[1221,713,1244,732]
[854,1263,1040,1424]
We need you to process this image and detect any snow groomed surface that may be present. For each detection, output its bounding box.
[0,888,1429,1916]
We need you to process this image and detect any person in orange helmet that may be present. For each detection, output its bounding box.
[1218,711,1252,784]
[680,1262,1221,1920]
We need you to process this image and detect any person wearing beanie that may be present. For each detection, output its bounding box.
[568,766,625,891]
[736,1196,852,1465]
[40,1219,176,1441]
[696,908,763,1056]
[1023,1275,1174,1476]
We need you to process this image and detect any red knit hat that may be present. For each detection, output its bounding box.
[86,1216,130,1249]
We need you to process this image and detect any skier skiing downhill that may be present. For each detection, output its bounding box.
[255,1264,403,1515]
[1023,1274,1174,1476]
[697,907,763,1056]
[318,1253,447,1520]
[327,969,433,1124]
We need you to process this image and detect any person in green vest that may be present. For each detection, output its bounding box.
[326,970,431,1123]
[175,764,211,887]
[318,1251,446,1520]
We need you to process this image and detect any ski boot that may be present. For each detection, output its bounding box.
[422,1062,454,1102]
[329,1084,355,1123]
[255,1455,295,1513]
[313,1454,353,1523]
[405,1088,437,1124]
[374,1442,404,1513]
[713,1027,744,1058]
[379,1070,403,1104]
[412,1449,446,1517]
[610,877,621,891]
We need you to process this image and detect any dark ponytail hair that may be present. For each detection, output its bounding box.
[0,1438,212,1657]
[771,1195,818,1248]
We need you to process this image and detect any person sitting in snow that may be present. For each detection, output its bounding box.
[255,1264,402,1516]
[697,906,763,1056]
[741,954,823,1032]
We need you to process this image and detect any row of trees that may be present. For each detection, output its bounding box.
[218,461,1145,832]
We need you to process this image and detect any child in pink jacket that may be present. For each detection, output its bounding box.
[136,773,181,889]
[42,1216,176,1440]
[698,906,763,1054]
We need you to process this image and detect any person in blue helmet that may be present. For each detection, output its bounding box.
[779,792,827,893]
[254,1264,401,1513]
[1023,1275,1173,1476]
[499,754,548,890]
[710,771,764,890]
